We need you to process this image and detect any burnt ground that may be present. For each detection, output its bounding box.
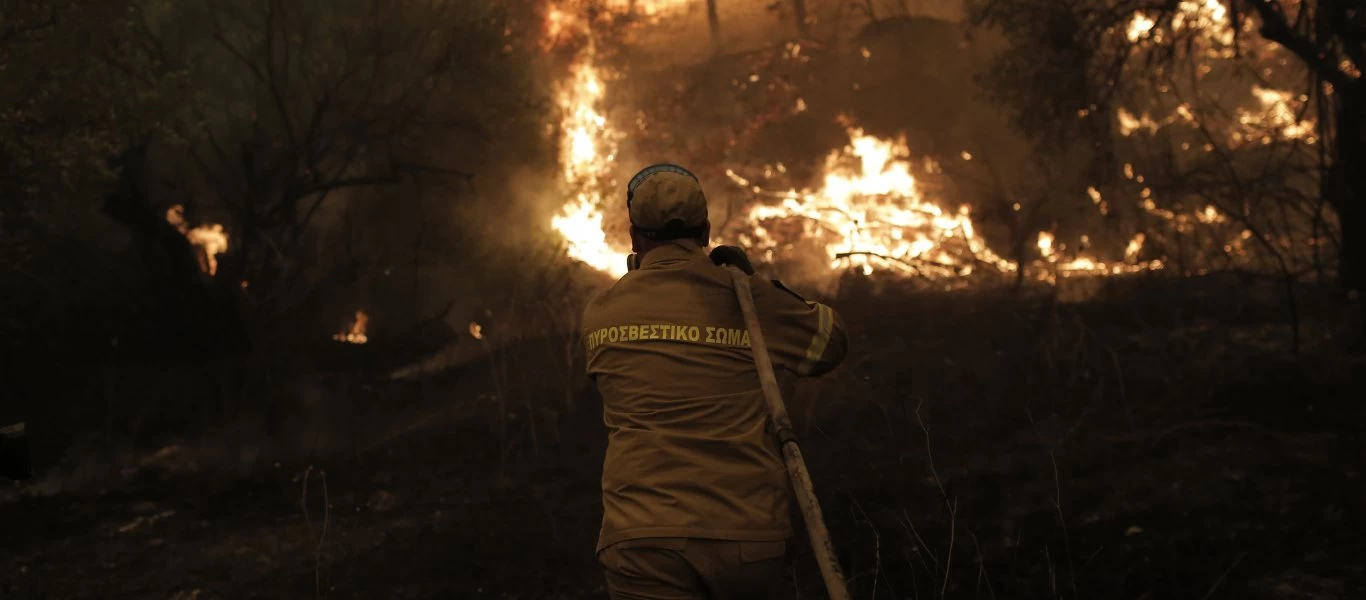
[3,274,1365,599]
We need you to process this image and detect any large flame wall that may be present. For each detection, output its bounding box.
[543,0,1308,284]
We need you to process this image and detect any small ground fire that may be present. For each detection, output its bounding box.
[334,310,370,345]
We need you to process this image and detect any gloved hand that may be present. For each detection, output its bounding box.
[709,245,755,275]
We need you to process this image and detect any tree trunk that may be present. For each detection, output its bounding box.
[1329,91,1366,503]
[1333,95,1366,303]
[792,0,809,37]
[706,0,720,51]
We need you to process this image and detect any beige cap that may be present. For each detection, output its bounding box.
[628,170,708,234]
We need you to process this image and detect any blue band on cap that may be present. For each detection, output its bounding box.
[627,163,699,205]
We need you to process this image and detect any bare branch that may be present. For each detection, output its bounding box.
[1243,0,1354,93]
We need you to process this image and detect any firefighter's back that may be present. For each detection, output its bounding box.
[582,164,848,599]
[584,240,792,553]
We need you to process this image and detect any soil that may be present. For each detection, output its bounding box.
[3,275,1364,599]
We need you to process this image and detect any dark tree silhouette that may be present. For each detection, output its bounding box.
[793,0,810,37]
[707,0,721,49]
[138,0,534,336]
[0,0,186,357]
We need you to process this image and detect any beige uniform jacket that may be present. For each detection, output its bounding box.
[583,240,848,552]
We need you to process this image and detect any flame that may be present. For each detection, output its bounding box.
[1125,233,1146,262]
[186,225,228,276]
[545,0,691,47]
[1126,14,1158,42]
[543,0,642,277]
[740,128,1015,277]
[1235,85,1317,144]
[549,59,629,278]
[1341,58,1362,79]
[541,3,1172,284]
[1197,205,1226,224]
[603,0,691,17]
[166,204,229,276]
[1117,105,1196,137]
[737,128,1164,280]
[1119,3,1319,148]
[469,321,483,340]
[1037,231,1055,259]
[1126,1,1234,52]
[543,6,577,46]
[166,204,189,234]
[334,310,369,344]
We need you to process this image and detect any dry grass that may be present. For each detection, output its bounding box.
[2,275,1362,598]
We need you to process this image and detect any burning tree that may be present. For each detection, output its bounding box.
[971,0,1363,302]
[536,2,1187,287]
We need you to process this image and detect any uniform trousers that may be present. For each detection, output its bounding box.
[598,537,787,600]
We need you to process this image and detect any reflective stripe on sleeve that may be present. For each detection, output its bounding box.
[796,303,833,376]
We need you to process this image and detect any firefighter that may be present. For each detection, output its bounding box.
[582,163,849,599]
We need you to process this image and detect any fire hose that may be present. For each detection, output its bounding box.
[725,266,851,600]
